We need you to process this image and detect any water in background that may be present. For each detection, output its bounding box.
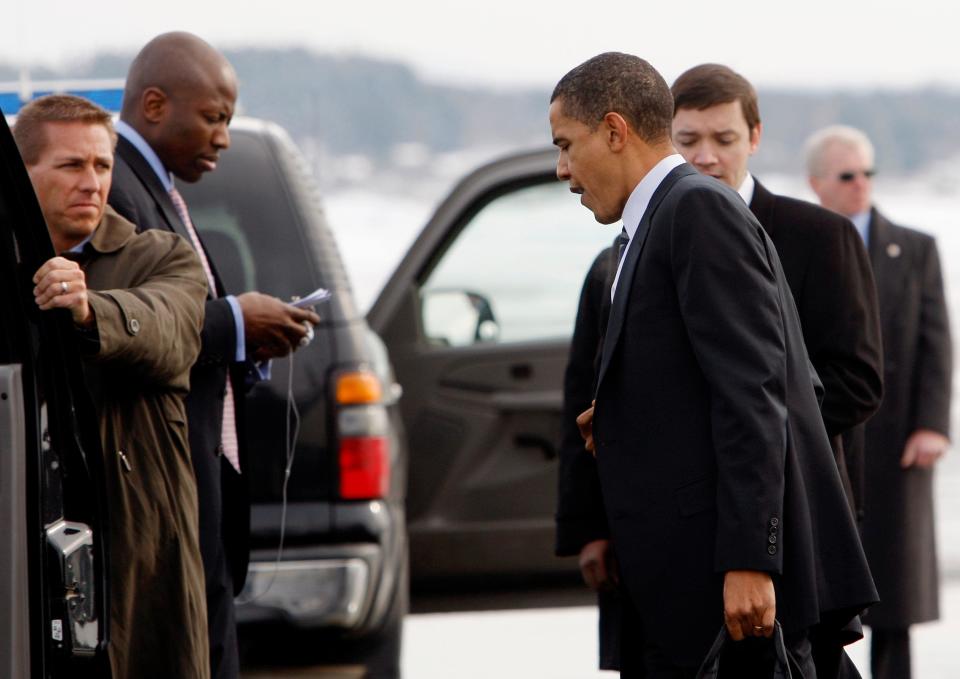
[325,172,960,574]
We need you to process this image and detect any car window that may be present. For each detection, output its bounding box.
[179,128,318,300]
[419,181,614,346]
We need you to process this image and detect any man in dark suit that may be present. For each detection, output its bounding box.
[555,63,883,676]
[107,32,320,679]
[671,64,884,515]
[551,52,877,677]
[807,124,952,679]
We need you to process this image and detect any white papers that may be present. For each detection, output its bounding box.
[291,287,332,308]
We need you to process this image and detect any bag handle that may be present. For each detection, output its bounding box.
[695,621,793,679]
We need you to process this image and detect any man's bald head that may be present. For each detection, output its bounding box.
[121,32,237,182]
[121,32,235,120]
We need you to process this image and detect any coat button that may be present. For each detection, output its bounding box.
[768,535,777,544]
[769,517,779,527]
[128,318,141,335]
[767,545,777,555]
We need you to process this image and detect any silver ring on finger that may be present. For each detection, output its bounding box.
[60,281,69,294]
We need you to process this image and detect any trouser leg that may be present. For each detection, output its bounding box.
[870,627,911,679]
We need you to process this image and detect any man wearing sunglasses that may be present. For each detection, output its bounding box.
[807,125,952,679]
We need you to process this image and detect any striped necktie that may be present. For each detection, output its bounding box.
[168,186,242,474]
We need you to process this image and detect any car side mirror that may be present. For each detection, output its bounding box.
[421,289,500,347]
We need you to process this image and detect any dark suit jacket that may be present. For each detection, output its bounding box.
[861,208,951,627]
[592,164,876,668]
[109,135,250,594]
[555,245,617,555]
[556,181,883,554]
[750,179,883,517]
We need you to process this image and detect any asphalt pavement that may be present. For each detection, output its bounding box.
[241,575,960,678]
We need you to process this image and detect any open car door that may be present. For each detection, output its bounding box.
[0,112,110,676]
[368,149,613,579]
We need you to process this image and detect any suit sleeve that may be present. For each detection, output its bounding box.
[86,235,207,385]
[197,298,242,368]
[671,187,786,574]
[799,219,883,436]
[912,237,952,436]
[555,248,613,556]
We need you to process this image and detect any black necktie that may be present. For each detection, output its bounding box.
[617,227,629,262]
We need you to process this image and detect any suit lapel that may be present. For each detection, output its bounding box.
[116,136,226,297]
[867,207,904,320]
[596,164,696,392]
[748,179,776,237]
[116,136,191,243]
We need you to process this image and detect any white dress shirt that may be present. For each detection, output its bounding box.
[611,154,686,301]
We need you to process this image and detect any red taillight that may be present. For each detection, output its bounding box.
[339,437,389,499]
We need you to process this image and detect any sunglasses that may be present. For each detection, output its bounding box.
[837,169,876,182]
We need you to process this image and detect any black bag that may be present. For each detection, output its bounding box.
[695,621,795,679]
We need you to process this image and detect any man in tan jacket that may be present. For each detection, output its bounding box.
[15,94,211,678]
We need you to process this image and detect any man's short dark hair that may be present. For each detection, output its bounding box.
[13,94,117,165]
[671,64,761,131]
[551,52,674,144]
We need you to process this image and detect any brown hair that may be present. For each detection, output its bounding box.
[551,52,674,145]
[671,64,761,131]
[13,94,116,165]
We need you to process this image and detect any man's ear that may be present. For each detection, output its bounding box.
[749,122,763,155]
[141,87,168,124]
[602,112,629,152]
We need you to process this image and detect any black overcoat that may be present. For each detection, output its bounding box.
[750,179,884,516]
[860,208,951,627]
[591,164,877,670]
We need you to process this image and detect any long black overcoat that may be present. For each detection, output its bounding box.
[860,208,951,627]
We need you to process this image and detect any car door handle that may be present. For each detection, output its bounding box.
[489,389,561,412]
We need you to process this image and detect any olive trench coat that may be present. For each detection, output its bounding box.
[77,206,210,678]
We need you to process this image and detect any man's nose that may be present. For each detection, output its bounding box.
[78,165,101,192]
[213,124,231,150]
[556,154,570,180]
[692,145,717,167]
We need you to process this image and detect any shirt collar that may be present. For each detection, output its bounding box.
[115,119,174,192]
[67,234,94,254]
[620,154,686,240]
[737,172,755,206]
[850,210,871,246]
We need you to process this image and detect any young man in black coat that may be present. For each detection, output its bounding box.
[808,124,952,679]
[551,52,876,678]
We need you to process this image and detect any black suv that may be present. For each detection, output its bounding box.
[186,127,611,590]
[1,111,110,677]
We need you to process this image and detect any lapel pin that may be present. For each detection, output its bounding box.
[886,243,901,258]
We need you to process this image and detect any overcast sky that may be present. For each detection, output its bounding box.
[2,0,957,91]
